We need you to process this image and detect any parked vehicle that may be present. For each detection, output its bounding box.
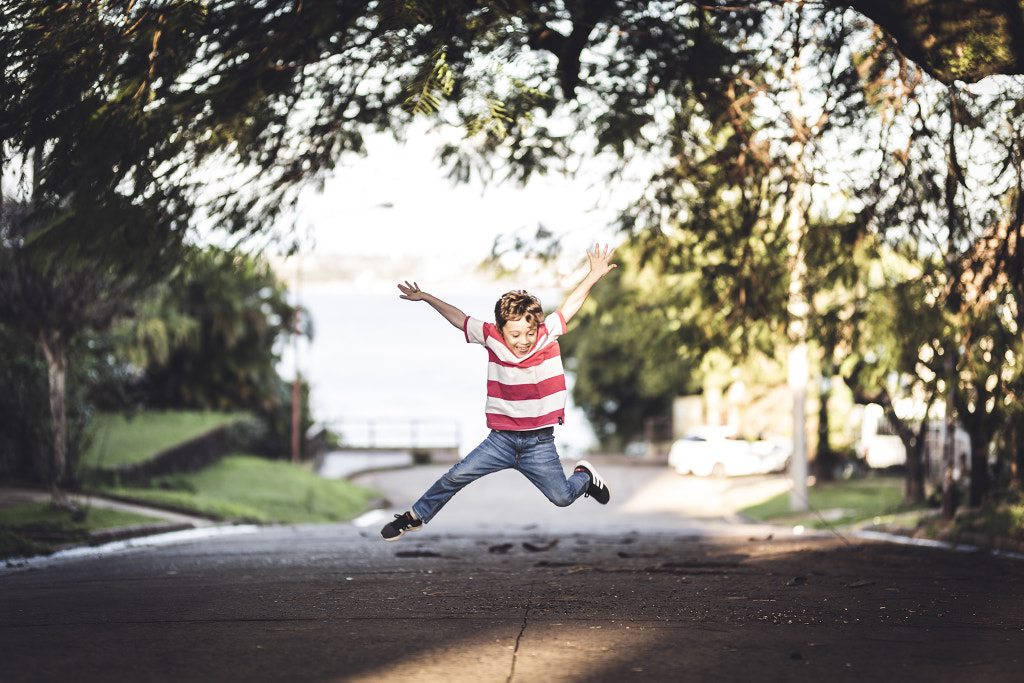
[668,426,790,477]
[857,403,970,477]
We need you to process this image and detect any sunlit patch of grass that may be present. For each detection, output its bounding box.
[101,455,381,524]
[741,475,919,529]
[83,410,247,468]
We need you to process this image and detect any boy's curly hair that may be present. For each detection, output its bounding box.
[495,290,544,332]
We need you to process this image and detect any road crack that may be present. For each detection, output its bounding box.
[507,581,535,683]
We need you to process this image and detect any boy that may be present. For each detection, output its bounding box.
[381,244,617,541]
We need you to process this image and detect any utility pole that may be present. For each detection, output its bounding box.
[786,163,810,512]
[291,303,302,464]
[785,37,810,513]
[290,254,304,464]
[941,87,961,519]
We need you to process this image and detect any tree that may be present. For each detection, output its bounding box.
[597,5,881,501]
[839,246,951,504]
[845,0,1024,84]
[558,241,703,445]
[954,125,1024,503]
[4,0,1021,259]
[131,247,302,414]
[96,246,312,457]
[5,0,1024,504]
[851,62,1024,508]
[0,202,139,507]
[2,1,204,504]
[0,321,51,482]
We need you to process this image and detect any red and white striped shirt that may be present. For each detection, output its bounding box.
[464,312,568,431]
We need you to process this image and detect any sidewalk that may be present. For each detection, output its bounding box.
[0,485,216,552]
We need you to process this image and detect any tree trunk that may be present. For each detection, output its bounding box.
[941,88,961,520]
[815,358,836,482]
[968,431,988,506]
[38,328,72,510]
[1015,421,1024,491]
[842,362,929,503]
[904,419,927,504]
[878,397,928,503]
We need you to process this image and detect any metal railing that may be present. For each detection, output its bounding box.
[328,418,461,451]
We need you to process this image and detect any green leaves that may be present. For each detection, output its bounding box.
[560,240,704,443]
[404,49,455,116]
[125,246,302,414]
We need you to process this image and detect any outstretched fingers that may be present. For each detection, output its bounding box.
[397,281,423,300]
[587,243,618,276]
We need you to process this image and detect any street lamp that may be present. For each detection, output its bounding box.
[788,343,809,512]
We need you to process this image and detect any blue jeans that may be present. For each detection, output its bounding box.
[411,428,590,524]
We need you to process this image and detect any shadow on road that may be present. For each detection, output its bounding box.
[3,465,1022,682]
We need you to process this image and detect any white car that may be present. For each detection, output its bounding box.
[669,430,790,477]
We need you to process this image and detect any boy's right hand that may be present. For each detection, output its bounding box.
[398,281,426,301]
[397,282,468,329]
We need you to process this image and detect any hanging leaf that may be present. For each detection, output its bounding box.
[403,49,454,116]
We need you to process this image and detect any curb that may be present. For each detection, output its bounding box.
[84,521,198,546]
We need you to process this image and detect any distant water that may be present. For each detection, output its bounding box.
[279,284,597,458]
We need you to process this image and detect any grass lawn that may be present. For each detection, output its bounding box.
[3,456,381,559]
[0,503,165,559]
[3,410,382,560]
[100,455,381,524]
[740,474,922,529]
[83,410,247,469]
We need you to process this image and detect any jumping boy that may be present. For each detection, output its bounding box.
[380,244,617,541]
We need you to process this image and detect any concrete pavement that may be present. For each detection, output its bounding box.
[3,465,1023,681]
[3,519,1023,682]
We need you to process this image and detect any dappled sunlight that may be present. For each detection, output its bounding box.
[321,532,1024,682]
[337,626,519,682]
[337,620,648,682]
[4,518,1022,682]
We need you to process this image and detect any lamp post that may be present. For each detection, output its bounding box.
[291,302,302,464]
[289,249,305,465]
[788,343,809,512]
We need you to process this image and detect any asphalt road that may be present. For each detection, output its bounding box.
[2,465,1023,682]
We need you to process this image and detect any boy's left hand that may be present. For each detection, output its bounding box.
[587,243,617,279]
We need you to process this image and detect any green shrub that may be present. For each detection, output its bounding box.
[953,490,1024,539]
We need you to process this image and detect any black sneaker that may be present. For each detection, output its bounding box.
[574,460,610,504]
[380,511,423,541]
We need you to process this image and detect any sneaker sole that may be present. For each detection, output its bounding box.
[381,524,423,542]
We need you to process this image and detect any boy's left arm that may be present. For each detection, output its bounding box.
[560,243,617,325]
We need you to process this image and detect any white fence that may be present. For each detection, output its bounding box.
[329,418,461,450]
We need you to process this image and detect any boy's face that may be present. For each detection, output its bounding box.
[501,317,538,358]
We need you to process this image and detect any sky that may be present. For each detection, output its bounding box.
[283,124,633,287]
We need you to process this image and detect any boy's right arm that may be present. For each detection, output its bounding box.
[397,281,467,329]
